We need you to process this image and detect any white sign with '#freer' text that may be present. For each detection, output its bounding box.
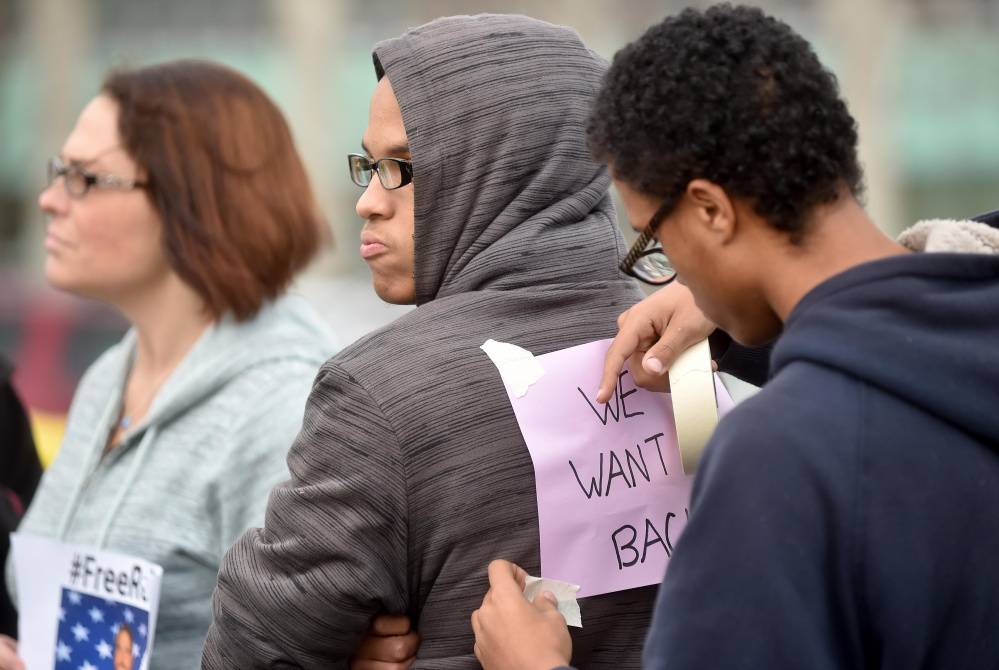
[10,533,163,670]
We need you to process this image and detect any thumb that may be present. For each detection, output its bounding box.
[533,590,560,613]
[643,328,702,376]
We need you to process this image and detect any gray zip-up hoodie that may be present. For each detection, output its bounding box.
[8,293,336,669]
[203,15,652,670]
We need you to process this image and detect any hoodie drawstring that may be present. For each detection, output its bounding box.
[55,389,122,541]
[95,426,158,548]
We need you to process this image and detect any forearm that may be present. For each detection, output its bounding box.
[205,501,406,668]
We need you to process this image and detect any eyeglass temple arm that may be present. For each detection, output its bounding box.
[620,225,657,273]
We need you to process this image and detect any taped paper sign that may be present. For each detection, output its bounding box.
[486,338,734,597]
[10,533,163,670]
[480,339,546,397]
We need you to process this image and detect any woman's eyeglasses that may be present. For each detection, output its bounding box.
[620,201,677,286]
[48,156,147,198]
[347,154,413,190]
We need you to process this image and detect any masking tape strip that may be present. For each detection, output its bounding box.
[668,338,718,475]
[524,575,582,627]
[717,371,761,405]
[480,339,546,398]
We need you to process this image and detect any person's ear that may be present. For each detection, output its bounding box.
[686,179,737,244]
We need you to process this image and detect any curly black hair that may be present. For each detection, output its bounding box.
[588,4,864,235]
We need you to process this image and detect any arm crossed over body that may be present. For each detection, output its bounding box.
[203,362,409,669]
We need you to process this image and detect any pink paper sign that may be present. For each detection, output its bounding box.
[499,339,734,598]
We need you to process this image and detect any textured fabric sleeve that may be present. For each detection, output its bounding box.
[642,377,863,670]
[202,362,409,670]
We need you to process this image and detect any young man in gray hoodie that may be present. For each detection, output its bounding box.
[202,14,656,669]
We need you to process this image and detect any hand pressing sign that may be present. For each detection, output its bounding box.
[597,283,716,403]
[472,560,572,670]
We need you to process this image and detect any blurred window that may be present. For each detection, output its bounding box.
[65,325,125,381]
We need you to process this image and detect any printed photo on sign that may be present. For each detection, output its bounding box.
[55,588,150,670]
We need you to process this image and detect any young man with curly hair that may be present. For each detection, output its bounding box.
[471,5,999,670]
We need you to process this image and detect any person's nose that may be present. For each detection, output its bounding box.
[38,179,69,218]
[355,175,394,222]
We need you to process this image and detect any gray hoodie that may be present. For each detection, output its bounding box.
[8,293,336,669]
[204,15,651,670]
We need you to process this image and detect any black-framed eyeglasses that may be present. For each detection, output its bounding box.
[347,154,413,190]
[47,156,147,199]
[620,201,677,286]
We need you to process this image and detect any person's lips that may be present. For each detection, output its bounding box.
[360,232,387,259]
[44,229,71,252]
[360,242,387,259]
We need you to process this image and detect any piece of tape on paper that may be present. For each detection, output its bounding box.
[480,339,546,398]
[717,371,761,405]
[524,575,582,628]
[668,338,718,475]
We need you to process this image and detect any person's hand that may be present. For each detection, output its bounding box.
[0,635,24,670]
[350,614,419,670]
[471,560,572,670]
[597,282,716,403]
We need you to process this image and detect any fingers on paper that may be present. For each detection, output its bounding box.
[602,286,702,401]
[599,329,639,402]
[535,590,564,618]
[643,320,703,371]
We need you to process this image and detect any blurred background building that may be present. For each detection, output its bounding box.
[1,0,997,457]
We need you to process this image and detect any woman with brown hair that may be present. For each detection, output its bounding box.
[1,60,335,669]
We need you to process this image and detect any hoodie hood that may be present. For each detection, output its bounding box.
[773,252,999,449]
[372,14,626,305]
[45,292,335,547]
[899,218,999,254]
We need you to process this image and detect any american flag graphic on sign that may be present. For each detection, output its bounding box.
[54,588,150,670]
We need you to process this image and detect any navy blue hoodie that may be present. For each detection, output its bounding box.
[637,252,999,669]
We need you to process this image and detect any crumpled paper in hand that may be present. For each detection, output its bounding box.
[524,575,582,627]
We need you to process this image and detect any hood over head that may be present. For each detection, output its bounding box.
[372,14,626,305]
[773,252,999,450]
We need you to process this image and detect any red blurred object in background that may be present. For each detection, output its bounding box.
[0,271,127,462]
